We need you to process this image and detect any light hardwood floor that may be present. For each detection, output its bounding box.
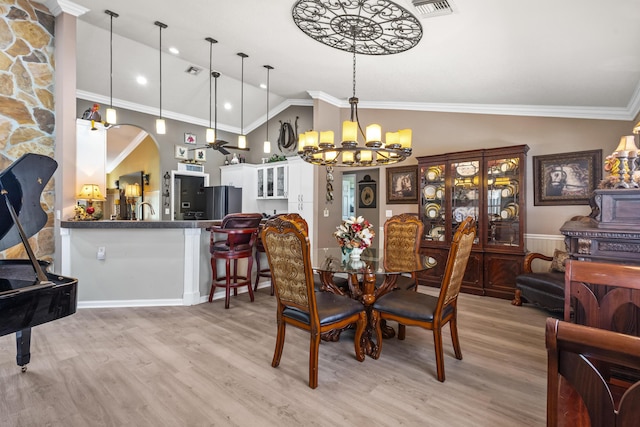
[0,287,552,427]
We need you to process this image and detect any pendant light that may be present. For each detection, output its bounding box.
[237,53,248,149]
[205,37,218,143]
[104,10,118,125]
[154,21,167,134]
[263,65,273,154]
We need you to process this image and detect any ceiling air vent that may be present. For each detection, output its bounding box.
[185,66,202,76]
[411,0,454,18]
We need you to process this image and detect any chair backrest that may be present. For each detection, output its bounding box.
[219,213,263,246]
[546,318,640,427]
[564,260,640,332]
[383,213,423,260]
[261,214,318,318]
[438,216,476,309]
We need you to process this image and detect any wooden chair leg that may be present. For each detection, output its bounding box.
[353,312,366,362]
[224,259,232,309]
[433,327,445,382]
[398,324,406,340]
[208,257,217,302]
[449,315,463,360]
[271,316,286,368]
[246,255,254,302]
[232,259,238,296]
[254,251,261,291]
[309,331,320,389]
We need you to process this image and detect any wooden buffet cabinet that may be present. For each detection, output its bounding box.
[417,145,529,299]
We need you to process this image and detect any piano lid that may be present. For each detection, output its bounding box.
[0,153,57,252]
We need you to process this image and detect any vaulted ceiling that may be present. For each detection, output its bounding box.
[72,0,640,136]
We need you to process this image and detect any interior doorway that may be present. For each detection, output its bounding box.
[342,173,356,220]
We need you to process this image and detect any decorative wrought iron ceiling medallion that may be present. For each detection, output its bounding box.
[292,0,423,55]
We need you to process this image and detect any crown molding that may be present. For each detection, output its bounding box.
[78,90,314,135]
[43,0,88,17]
[307,90,640,121]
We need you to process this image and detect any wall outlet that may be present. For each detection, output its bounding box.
[385,210,393,218]
[97,246,106,260]
[165,208,170,215]
[323,208,329,217]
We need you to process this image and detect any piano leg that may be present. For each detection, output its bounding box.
[16,328,31,372]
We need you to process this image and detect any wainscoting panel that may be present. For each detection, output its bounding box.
[524,233,566,272]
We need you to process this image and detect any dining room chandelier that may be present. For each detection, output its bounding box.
[292,0,422,167]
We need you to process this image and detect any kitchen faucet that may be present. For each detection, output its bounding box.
[137,201,155,220]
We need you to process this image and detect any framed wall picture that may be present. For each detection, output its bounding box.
[174,145,188,160]
[386,165,419,204]
[184,132,197,145]
[194,148,207,163]
[358,175,376,208]
[533,149,602,206]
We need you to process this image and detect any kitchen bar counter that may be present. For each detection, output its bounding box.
[59,220,230,308]
[60,220,221,229]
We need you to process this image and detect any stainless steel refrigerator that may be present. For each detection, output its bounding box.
[204,186,242,220]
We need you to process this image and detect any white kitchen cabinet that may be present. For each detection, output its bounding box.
[257,163,287,199]
[286,156,315,251]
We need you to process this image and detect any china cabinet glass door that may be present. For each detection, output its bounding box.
[485,155,521,247]
[421,163,446,242]
[257,168,264,198]
[450,160,480,241]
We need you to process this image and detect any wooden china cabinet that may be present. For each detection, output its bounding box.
[416,145,529,299]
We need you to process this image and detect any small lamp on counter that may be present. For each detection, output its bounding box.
[613,135,639,188]
[125,183,141,220]
[77,184,106,220]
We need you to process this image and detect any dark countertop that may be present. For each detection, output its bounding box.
[60,220,221,229]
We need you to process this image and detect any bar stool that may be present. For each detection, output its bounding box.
[207,213,263,309]
[254,231,274,295]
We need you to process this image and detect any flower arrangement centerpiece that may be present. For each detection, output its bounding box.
[334,216,375,259]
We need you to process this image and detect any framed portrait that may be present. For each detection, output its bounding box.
[194,148,207,163]
[386,165,419,204]
[184,132,197,145]
[358,176,376,208]
[174,145,188,160]
[533,149,602,206]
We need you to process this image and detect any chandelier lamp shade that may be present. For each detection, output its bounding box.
[104,10,118,125]
[237,53,248,149]
[205,37,218,143]
[263,65,273,154]
[292,0,420,167]
[155,21,167,135]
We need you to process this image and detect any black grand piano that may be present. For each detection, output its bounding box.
[0,153,78,372]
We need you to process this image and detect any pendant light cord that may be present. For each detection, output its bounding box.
[264,65,274,139]
[213,71,220,135]
[109,12,114,108]
[154,21,167,119]
[105,10,118,111]
[209,42,212,129]
[159,26,162,118]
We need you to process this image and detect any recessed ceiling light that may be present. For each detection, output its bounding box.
[136,75,147,85]
[169,46,179,55]
[224,102,232,110]
[260,83,267,89]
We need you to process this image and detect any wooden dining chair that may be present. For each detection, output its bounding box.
[207,213,263,308]
[371,216,476,382]
[379,213,424,291]
[546,318,640,427]
[261,213,367,389]
[564,259,640,333]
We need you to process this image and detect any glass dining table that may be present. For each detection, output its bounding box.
[312,247,436,358]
